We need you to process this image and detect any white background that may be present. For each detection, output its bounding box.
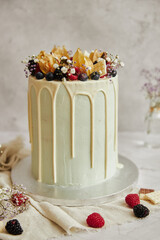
[0,0,160,132]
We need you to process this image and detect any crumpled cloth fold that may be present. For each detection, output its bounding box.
[0,136,30,171]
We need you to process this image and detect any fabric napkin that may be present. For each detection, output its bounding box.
[0,137,159,240]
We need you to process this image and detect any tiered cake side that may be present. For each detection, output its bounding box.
[28,76,118,187]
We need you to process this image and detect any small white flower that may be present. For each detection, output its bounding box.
[34,58,39,63]
[53,63,59,69]
[62,77,67,81]
[88,66,92,70]
[67,59,72,64]
[99,70,102,74]
[61,56,67,60]
[114,59,118,64]
[61,66,68,74]
[97,58,104,62]
[70,68,76,74]
[106,57,111,62]
[120,61,125,67]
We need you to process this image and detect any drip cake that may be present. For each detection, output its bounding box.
[23,46,124,188]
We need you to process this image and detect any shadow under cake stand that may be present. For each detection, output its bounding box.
[11,155,138,206]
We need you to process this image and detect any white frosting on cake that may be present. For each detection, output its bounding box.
[28,75,118,187]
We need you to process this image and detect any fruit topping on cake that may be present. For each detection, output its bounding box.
[22,46,124,81]
[90,71,100,80]
[78,73,88,81]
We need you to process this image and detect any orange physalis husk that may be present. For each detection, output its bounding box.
[73,48,93,74]
[89,49,102,63]
[51,45,70,60]
[37,51,58,74]
[90,59,107,76]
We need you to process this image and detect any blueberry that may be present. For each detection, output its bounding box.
[46,72,54,81]
[90,71,100,80]
[111,70,117,77]
[35,72,44,80]
[78,73,88,81]
[53,68,65,80]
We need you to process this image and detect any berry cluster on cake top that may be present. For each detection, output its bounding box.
[22,46,124,81]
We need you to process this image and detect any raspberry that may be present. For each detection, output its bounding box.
[5,219,23,235]
[11,193,28,206]
[68,74,78,80]
[75,67,81,75]
[133,204,150,218]
[86,213,105,228]
[125,194,140,208]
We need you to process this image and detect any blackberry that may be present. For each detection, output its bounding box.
[53,68,66,80]
[5,219,23,235]
[90,71,100,80]
[28,60,37,76]
[133,204,150,218]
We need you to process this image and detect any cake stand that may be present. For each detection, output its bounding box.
[11,155,138,206]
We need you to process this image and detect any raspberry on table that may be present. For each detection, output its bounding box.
[86,212,105,228]
[125,194,140,208]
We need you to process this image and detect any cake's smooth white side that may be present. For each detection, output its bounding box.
[28,76,118,187]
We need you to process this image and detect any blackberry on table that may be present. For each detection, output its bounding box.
[133,204,150,218]
[5,219,23,235]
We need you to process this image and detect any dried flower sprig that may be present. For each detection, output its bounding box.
[0,184,29,221]
[21,55,37,78]
[141,68,160,99]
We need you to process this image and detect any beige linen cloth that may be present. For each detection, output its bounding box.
[0,137,160,240]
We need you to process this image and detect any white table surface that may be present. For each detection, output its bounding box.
[0,131,160,240]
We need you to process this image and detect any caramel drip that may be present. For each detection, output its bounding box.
[103,92,108,177]
[113,81,117,151]
[90,97,94,168]
[71,96,75,158]
[37,91,42,182]
[112,79,119,165]
[29,77,60,183]
[63,81,110,172]
[28,91,32,146]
